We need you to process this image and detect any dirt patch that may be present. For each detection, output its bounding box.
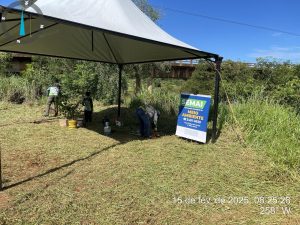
[0,193,10,209]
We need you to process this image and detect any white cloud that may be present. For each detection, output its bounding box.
[272,32,283,37]
[248,46,300,62]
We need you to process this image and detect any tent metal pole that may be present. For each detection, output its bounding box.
[0,145,3,191]
[212,56,223,142]
[117,64,123,118]
[91,30,94,52]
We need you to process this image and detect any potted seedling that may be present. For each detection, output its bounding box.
[59,98,81,128]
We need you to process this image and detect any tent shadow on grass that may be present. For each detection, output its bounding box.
[83,106,222,143]
[84,106,178,142]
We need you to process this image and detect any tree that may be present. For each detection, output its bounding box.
[20,56,128,104]
[254,58,295,92]
[181,60,263,101]
[132,0,159,21]
[181,60,215,96]
[130,0,161,94]
[221,60,261,101]
[0,53,13,76]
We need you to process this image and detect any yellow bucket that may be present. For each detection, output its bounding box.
[68,120,77,128]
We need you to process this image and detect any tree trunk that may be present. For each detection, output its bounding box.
[134,66,141,95]
[147,67,155,94]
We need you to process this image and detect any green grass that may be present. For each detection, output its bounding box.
[225,97,300,173]
[0,102,299,224]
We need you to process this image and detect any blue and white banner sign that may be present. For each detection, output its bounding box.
[176,93,211,143]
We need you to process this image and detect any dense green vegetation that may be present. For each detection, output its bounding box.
[0,54,128,105]
[3,54,298,112]
[182,58,300,113]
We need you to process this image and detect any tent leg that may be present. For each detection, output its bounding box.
[117,64,123,118]
[0,146,3,191]
[212,57,223,142]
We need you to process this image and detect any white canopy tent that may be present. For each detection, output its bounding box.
[0,0,218,64]
[0,0,222,140]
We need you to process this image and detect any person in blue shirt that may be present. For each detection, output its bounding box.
[44,79,60,117]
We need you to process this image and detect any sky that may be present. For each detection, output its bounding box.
[1,0,300,63]
[148,0,300,63]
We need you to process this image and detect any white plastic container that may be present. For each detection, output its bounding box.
[77,118,84,128]
[104,122,111,135]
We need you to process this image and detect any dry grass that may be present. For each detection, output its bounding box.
[0,102,299,224]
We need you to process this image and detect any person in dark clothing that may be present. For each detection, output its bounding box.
[44,79,60,117]
[145,105,160,137]
[102,115,110,127]
[136,106,151,138]
[82,92,93,123]
[136,105,160,138]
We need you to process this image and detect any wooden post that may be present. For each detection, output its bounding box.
[117,64,123,118]
[212,57,223,142]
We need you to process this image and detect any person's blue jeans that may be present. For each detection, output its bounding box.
[136,108,150,138]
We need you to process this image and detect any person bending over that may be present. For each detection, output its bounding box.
[44,79,60,117]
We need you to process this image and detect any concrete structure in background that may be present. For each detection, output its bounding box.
[9,54,32,73]
[155,60,257,80]
[156,59,198,80]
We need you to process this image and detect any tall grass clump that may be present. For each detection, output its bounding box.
[128,88,180,115]
[0,76,38,103]
[227,94,300,171]
[126,88,180,134]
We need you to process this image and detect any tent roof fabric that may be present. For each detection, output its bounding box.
[0,0,218,64]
